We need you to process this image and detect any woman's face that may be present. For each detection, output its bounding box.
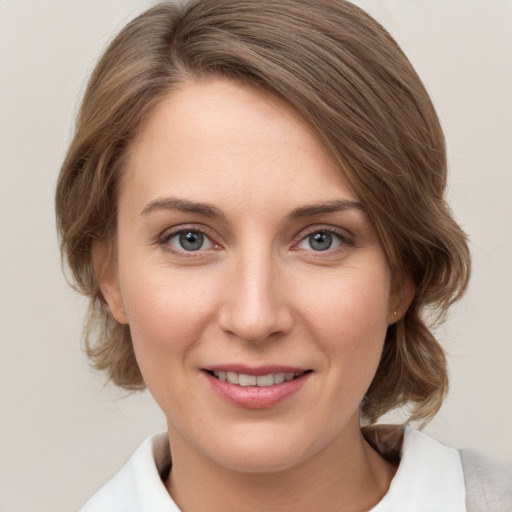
[101,78,401,473]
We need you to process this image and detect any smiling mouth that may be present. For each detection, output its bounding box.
[206,370,311,387]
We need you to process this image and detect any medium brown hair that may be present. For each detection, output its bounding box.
[56,0,470,424]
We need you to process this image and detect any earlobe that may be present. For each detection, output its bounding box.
[92,241,128,325]
[388,275,415,325]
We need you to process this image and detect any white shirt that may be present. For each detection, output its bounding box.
[80,428,467,512]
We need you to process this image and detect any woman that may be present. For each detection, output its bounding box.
[55,0,509,510]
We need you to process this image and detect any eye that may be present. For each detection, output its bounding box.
[164,229,214,252]
[297,229,347,252]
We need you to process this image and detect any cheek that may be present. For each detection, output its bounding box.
[118,268,225,419]
[118,266,220,368]
[298,266,391,374]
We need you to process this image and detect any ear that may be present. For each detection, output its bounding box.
[92,241,128,325]
[388,274,415,325]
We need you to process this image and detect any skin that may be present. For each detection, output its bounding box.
[97,78,413,511]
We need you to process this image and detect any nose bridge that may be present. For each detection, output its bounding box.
[220,244,291,343]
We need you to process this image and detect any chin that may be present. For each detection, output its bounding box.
[192,418,346,475]
[210,440,310,474]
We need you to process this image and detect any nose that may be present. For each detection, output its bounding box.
[218,249,293,344]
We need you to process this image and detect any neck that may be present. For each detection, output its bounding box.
[165,422,396,512]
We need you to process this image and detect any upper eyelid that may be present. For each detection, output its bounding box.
[295,225,352,241]
[159,224,215,241]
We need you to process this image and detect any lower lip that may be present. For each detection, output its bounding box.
[204,371,311,409]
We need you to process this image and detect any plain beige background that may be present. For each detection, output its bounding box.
[1,1,511,511]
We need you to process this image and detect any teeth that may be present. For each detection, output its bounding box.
[226,371,239,384]
[274,373,285,384]
[256,374,274,386]
[212,371,305,386]
[239,374,257,386]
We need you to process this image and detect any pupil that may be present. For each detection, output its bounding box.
[310,232,332,251]
[179,231,204,251]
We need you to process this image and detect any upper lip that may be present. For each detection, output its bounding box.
[203,364,311,376]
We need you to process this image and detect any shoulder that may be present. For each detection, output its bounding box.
[460,449,512,512]
[365,425,512,512]
[79,432,178,512]
[365,426,466,511]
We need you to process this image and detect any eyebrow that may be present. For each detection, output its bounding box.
[141,197,363,220]
[287,199,364,220]
[141,197,225,219]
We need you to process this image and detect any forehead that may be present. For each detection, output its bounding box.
[121,77,358,215]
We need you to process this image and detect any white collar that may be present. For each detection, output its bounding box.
[370,428,466,511]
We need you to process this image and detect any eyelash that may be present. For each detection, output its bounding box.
[157,225,353,257]
[158,226,220,257]
[293,227,353,253]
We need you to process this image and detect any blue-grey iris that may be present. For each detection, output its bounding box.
[309,232,332,251]
[180,231,204,251]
